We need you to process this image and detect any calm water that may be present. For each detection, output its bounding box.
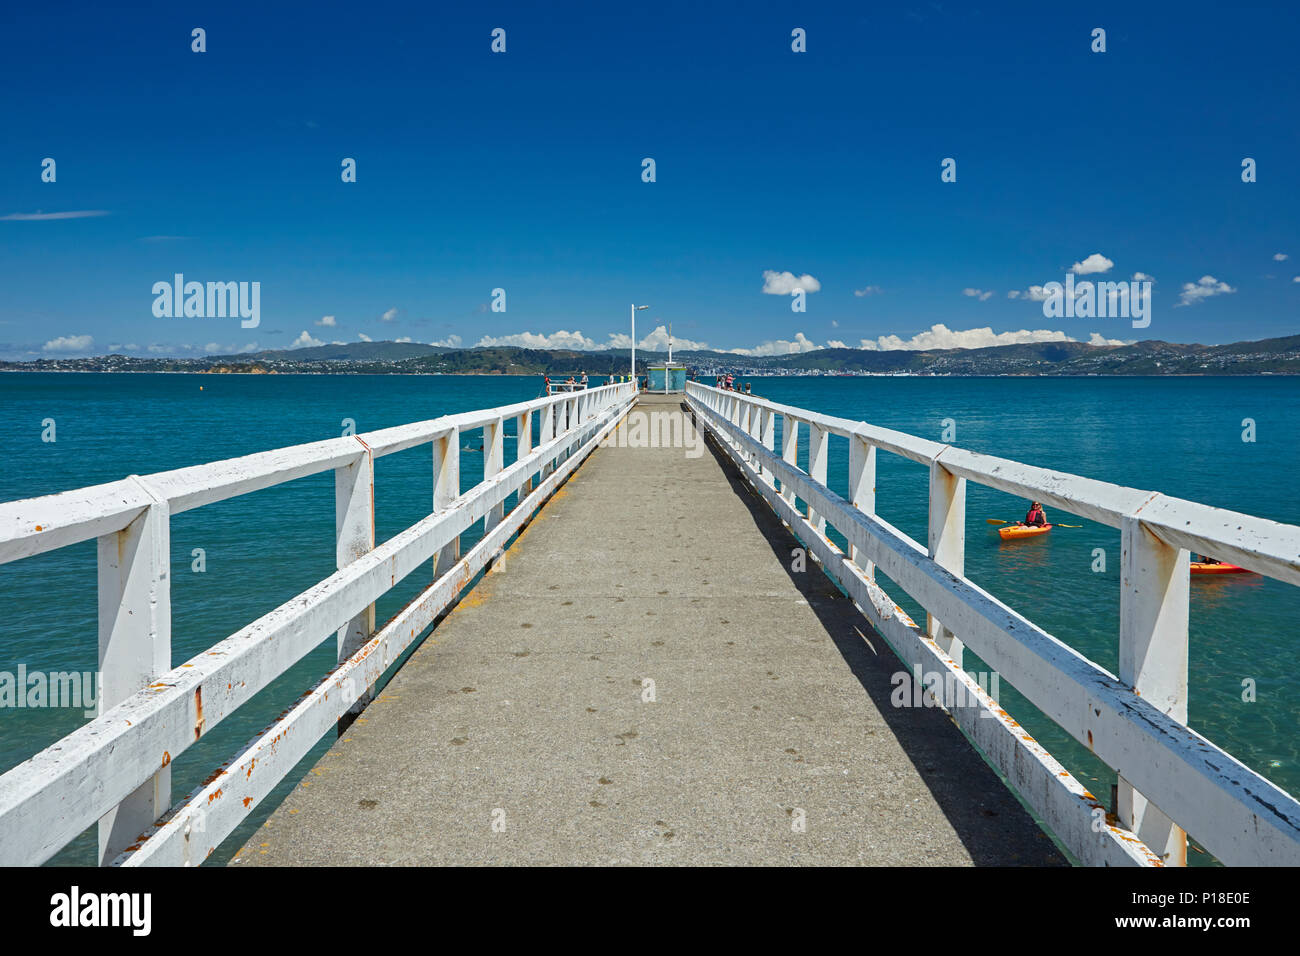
[0,372,1296,865]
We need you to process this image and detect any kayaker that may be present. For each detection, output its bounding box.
[1022,502,1048,527]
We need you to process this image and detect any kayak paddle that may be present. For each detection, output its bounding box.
[986,517,1082,528]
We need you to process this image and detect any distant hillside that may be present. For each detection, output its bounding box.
[219,341,449,362]
[4,335,1299,376]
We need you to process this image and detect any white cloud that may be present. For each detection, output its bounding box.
[43,334,93,352]
[962,288,995,301]
[1132,272,1155,282]
[1273,253,1289,261]
[381,308,398,322]
[1294,276,1300,283]
[729,332,820,356]
[1071,253,1114,275]
[1009,285,1055,302]
[1088,333,1128,346]
[826,339,849,349]
[761,270,821,295]
[2,210,109,221]
[147,344,169,354]
[291,330,324,348]
[394,336,413,343]
[316,315,337,327]
[630,324,708,352]
[1176,275,1236,306]
[430,334,463,347]
[853,285,882,297]
[860,324,1074,351]
[357,332,372,342]
[476,329,596,350]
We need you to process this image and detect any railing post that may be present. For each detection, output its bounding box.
[759,407,776,485]
[433,426,460,576]
[1118,513,1189,866]
[517,410,533,496]
[926,457,965,665]
[484,416,504,532]
[336,442,376,732]
[848,436,877,579]
[96,479,171,865]
[781,415,799,506]
[739,400,752,463]
[806,423,829,535]
[541,400,556,479]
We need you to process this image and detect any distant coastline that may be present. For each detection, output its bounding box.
[3,332,1298,378]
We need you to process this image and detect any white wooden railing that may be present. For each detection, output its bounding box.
[0,381,636,866]
[686,381,1300,867]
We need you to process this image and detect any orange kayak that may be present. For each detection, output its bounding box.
[998,523,1051,540]
[1190,561,1249,575]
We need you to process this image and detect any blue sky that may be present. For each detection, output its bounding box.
[1,0,1297,360]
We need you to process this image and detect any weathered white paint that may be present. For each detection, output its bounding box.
[0,382,635,866]
[759,407,776,483]
[848,436,876,579]
[688,383,1300,867]
[517,410,533,496]
[0,388,616,567]
[115,392,631,866]
[540,403,556,480]
[689,395,1159,866]
[688,383,1300,585]
[432,426,460,577]
[96,476,171,865]
[335,441,376,726]
[1118,512,1189,865]
[780,414,799,508]
[484,417,505,533]
[806,424,829,535]
[927,457,965,665]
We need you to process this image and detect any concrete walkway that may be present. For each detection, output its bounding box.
[235,395,1063,866]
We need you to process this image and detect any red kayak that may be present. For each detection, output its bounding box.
[1190,561,1249,575]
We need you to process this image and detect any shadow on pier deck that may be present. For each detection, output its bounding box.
[236,394,1064,866]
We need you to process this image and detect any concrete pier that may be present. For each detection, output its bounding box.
[235,395,1062,866]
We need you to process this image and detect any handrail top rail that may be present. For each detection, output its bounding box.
[686,382,1300,586]
[0,382,627,566]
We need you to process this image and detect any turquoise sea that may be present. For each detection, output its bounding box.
[1,372,1296,866]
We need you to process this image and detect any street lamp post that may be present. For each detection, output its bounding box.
[631,303,649,386]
